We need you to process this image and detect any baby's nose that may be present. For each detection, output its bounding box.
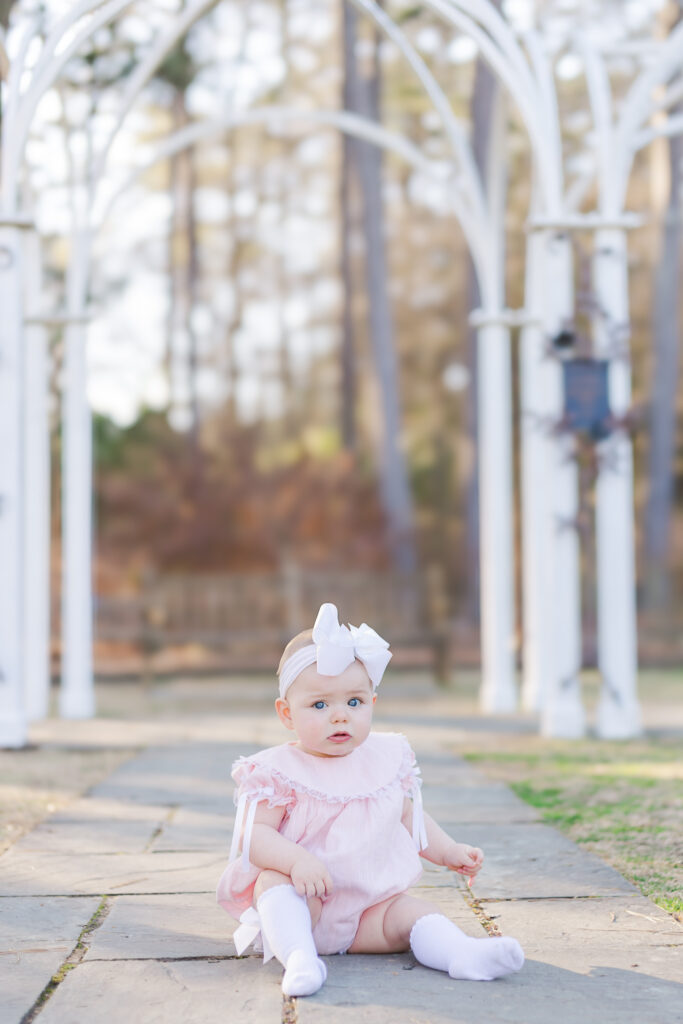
[330,704,348,721]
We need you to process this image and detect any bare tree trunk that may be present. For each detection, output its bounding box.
[168,92,201,459]
[186,143,201,456]
[0,0,15,28]
[340,4,359,453]
[644,130,682,606]
[166,100,183,413]
[343,2,417,572]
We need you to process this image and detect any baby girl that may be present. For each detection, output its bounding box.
[217,603,524,997]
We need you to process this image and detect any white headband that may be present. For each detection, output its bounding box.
[278,602,392,699]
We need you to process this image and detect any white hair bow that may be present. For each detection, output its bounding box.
[278,602,392,698]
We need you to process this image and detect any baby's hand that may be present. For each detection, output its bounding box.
[443,842,484,887]
[290,853,333,900]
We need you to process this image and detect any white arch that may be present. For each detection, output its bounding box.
[613,20,683,214]
[94,107,474,257]
[577,28,683,738]
[2,0,564,739]
[55,0,520,720]
[85,0,491,288]
[424,0,564,216]
[8,1,673,742]
[2,0,135,207]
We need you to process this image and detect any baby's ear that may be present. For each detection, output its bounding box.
[275,697,295,730]
[372,692,377,705]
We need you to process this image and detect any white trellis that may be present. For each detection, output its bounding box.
[0,0,678,746]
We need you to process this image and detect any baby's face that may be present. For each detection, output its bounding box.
[276,660,375,758]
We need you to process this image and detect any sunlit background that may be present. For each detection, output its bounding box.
[4,0,681,676]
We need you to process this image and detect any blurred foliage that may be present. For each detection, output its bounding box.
[93,410,391,574]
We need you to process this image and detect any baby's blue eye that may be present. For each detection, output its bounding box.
[313,700,326,710]
[348,698,361,707]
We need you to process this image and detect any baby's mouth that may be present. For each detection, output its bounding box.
[328,732,351,742]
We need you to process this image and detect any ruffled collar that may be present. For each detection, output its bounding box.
[242,731,410,801]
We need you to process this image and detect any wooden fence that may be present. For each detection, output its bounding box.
[89,566,453,673]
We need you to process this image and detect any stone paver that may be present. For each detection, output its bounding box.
[489,896,683,971]
[13,798,169,854]
[0,848,226,896]
[0,896,100,1020]
[449,822,639,899]
[84,894,238,959]
[150,807,234,852]
[297,952,683,1024]
[1,691,682,1024]
[421,781,540,823]
[37,958,283,1024]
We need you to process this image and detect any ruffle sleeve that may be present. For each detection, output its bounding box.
[231,756,297,811]
[228,756,297,871]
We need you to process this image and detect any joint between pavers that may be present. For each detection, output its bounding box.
[460,886,503,937]
[282,995,297,1024]
[20,896,112,1024]
[143,805,179,853]
[83,953,259,963]
[476,894,620,903]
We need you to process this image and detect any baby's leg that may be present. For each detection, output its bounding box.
[253,870,323,929]
[252,870,326,997]
[350,893,524,981]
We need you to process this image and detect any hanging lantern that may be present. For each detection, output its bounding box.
[562,358,611,441]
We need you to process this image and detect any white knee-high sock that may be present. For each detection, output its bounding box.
[410,913,524,982]
[256,885,327,997]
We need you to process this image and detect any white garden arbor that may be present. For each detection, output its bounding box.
[0,0,678,747]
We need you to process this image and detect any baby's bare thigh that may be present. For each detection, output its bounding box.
[349,893,438,954]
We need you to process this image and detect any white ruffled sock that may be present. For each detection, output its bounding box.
[256,885,327,997]
[410,913,524,982]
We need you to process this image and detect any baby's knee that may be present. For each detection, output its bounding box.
[253,869,292,900]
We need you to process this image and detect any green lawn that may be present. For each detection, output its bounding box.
[461,734,682,918]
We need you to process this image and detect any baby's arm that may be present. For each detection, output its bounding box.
[246,802,333,899]
[401,799,483,884]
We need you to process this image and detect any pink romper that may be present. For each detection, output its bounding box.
[216,731,428,956]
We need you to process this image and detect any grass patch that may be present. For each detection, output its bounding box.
[458,725,683,918]
[655,897,683,917]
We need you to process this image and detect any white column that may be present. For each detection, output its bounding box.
[592,228,641,738]
[519,231,549,712]
[539,234,585,738]
[0,222,28,747]
[477,321,517,712]
[60,228,95,719]
[23,229,52,721]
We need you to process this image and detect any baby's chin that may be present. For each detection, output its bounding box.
[298,737,363,758]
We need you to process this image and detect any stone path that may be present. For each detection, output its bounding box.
[1,701,682,1023]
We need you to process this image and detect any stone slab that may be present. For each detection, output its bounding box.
[0,896,99,1022]
[441,823,637,899]
[152,807,234,852]
[426,803,539,825]
[0,849,227,897]
[405,885,487,932]
[37,957,283,1024]
[85,894,237,960]
[408,753,498,787]
[298,951,683,1024]
[484,896,683,977]
[422,782,540,824]
[83,887,481,963]
[14,799,170,855]
[88,742,247,810]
